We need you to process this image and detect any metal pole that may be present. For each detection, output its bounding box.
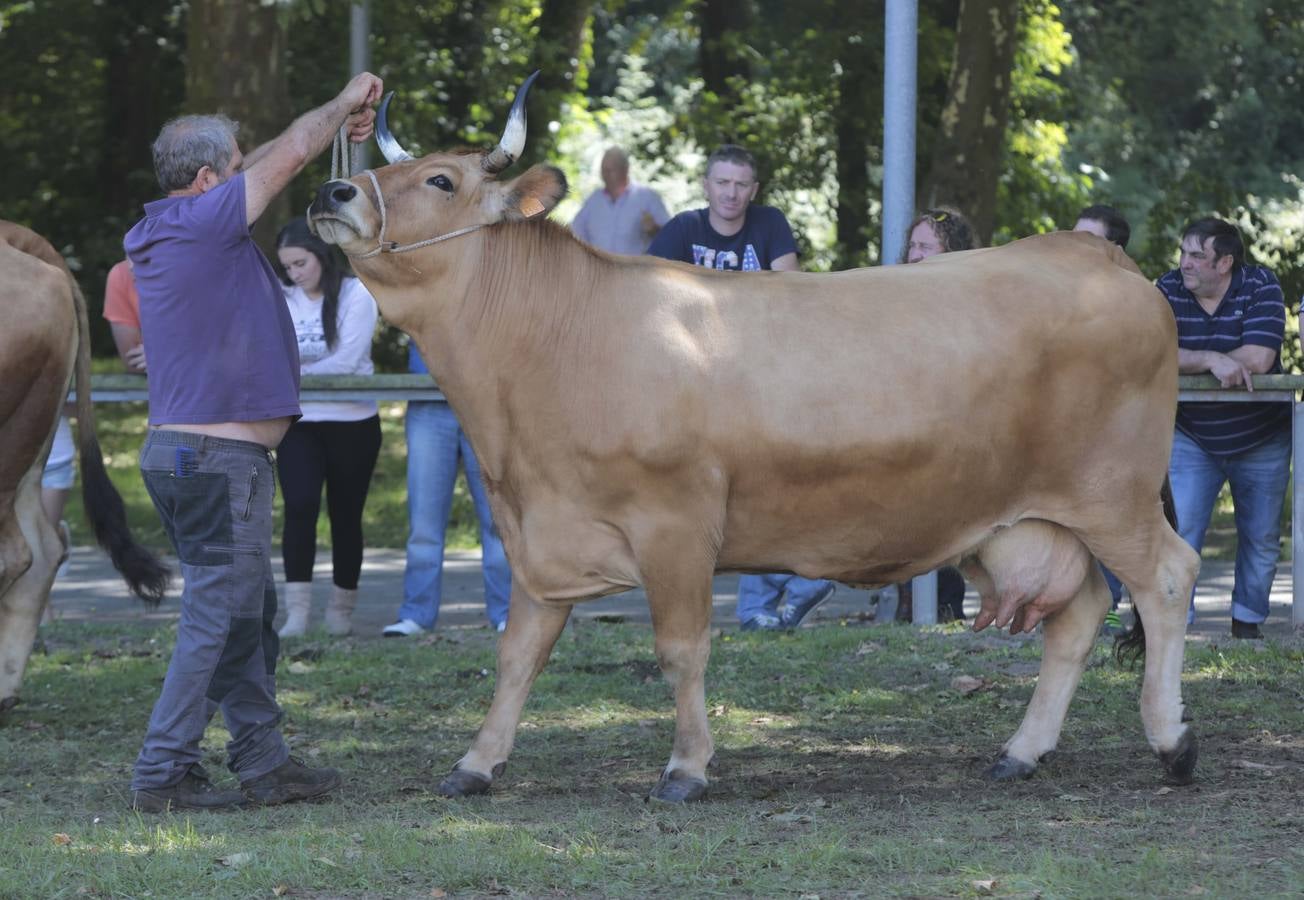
[1294,397,1303,628]
[883,0,935,624]
[882,0,917,268]
[350,1,373,172]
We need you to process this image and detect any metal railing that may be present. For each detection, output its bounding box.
[83,372,1304,627]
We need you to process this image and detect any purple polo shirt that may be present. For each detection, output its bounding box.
[125,173,301,425]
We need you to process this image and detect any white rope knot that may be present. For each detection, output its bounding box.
[349,169,486,260]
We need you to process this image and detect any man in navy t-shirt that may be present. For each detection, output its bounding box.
[1157,217,1290,639]
[648,145,833,631]
[648,144,798,272]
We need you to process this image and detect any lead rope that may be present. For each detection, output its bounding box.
[330,125,353,181]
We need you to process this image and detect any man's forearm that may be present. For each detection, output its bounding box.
[1177,348,1219,374]
[251,95,353,174]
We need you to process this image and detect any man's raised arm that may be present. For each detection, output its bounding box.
[243,72,383,226]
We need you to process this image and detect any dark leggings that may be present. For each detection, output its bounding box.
[276,416,382,589]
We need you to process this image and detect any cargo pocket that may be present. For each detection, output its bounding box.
[199,543,266,619]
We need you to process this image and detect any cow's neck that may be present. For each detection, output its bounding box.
[362,222,599,480]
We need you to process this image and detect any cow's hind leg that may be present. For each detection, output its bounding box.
[0,477,60,710]
[1092,521,1201,783]
[438,583,571,797]
[988,563,1112,779]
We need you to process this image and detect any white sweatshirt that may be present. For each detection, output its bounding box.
[283,277,379,422]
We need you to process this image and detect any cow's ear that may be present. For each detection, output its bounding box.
[502,165,568,222]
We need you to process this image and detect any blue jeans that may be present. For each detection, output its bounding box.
[133,431,289,790]
[736,574,835,624]
[397,402,511,629]
[1169,427,1291,624]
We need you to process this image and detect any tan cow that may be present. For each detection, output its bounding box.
[308,78,1200,802]
[0,222,169,710]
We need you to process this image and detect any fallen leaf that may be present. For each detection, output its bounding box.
[951,675,987,695]
[430,889,447,898]
[855,641,883,656]
[286,661,313,675]
[1057,793,1088,803]
[52,833,72,846]
[1187,886,1208,895]
[709,704,729,717]
[971,879,997,893]
[313,857,340,868]
[272,885,290,897]
[216,852,253,868]
[812,797,831,808]
[1155,786,1174,796]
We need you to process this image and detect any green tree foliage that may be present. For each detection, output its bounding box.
[0,0,185,355]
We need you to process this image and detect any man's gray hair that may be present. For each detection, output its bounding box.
[152,114,240,192]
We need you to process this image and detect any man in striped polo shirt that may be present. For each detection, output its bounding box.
[1158,217,1290,639]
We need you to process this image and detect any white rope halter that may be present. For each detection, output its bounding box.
[350,169,486,260]
[328,128,486,260]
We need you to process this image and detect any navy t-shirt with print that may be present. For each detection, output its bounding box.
[647,205,797,270]
[1158,265,1290,456]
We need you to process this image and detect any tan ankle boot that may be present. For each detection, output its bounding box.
[278,582,313,638]
[325,586,356,636]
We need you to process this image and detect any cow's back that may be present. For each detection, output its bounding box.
[670,232,1176,580]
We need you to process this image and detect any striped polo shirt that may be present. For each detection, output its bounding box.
[1157,265,1290,456]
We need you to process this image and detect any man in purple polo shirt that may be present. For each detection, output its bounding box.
[1158,217,1290,640]
[124,71,383,812]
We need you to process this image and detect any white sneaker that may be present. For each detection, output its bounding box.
[495,621,507,633]
[381,618,425,637]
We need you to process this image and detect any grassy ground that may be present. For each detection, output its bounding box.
[2,619,1301,898]
[66,403,1285,562]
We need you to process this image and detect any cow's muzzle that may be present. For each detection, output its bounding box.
[311,180,358,215]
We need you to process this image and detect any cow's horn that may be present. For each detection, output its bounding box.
[481,70,540,175]
[376,92,414,164]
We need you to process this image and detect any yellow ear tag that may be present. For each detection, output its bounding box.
[520,196,545,218]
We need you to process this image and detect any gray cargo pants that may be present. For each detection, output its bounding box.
[131,430,290,791]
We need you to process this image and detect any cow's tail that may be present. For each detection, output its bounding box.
[69,273,170,604]
[1113,476,1177,666]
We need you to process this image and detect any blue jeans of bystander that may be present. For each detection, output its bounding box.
[736,574,836,625]
[397,401,511,630]
[1168,427,1291,624]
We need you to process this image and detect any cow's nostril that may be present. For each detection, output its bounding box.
[331,183,357,203]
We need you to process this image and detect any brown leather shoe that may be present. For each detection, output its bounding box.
[131,764,246,813]
[241,756,341,806]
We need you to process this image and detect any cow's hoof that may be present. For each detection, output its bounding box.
[986,754,1037,781]
[437,763,501,798]
[646,768,708,804]
[0,696,18,714]
[1158,729,1198,785]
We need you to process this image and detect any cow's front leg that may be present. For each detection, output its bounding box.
[989,564,1111,780]
[643,562,715,803]
[438,583,571,797]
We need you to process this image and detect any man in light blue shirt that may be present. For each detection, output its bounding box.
[571,147,669,255]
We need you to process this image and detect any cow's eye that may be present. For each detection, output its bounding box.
[426,174,454,192]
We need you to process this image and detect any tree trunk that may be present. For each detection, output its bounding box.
[920,0,1020,245]
[522,0,591,168]
[186,0,291,250]
[699,0,753,110]
[99,0,183,226]
[834,31,877,270]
